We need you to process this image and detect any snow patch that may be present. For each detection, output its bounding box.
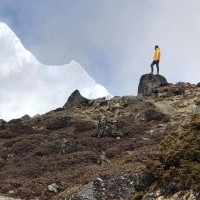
[0,22,112,120]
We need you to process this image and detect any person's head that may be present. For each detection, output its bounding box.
[155,45,159,50]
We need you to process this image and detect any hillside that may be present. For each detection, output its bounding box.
[0,74,200,200]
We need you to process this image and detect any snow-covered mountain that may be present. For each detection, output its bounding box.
[0,22,111,120]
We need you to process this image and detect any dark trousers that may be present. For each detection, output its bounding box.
[151,60,159,74]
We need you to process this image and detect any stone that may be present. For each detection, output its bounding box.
[0,119,7,131]
[21,114,31,120]
[63,90,90,109]
[97,116,123,138]
[138,74,168,96]
[33,114,40,118]
[72,175,138,200]
[48,183,59,193]
[119,96,138,107]
[0,119,7,125]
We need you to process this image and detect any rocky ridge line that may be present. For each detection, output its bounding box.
[0,74,200,200]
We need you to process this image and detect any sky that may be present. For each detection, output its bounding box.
[0,0,200,97]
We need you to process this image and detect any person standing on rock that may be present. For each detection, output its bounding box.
[151,45,160,75]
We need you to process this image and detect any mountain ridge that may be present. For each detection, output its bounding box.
[0,22,199,200]
[0,75,199,199]
[0,22,111,120]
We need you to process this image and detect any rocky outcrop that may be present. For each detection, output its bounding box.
[72,175,138,200]
[138,74,168,96]
[1,80,200,200]
[0,120,7,131]
[97,116,123,138]
[0,119,7,125]
[63,90,90,109]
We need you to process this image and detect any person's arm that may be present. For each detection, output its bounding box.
[158,51,160,60]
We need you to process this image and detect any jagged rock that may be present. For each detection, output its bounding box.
[97,116,123,138]
[0,119,7,131]
[197,82,200,87]
[0,119,7,125]
[33,114,40,118]
[60,139,79,154]
[138,74,168,96]
[72,175,138,200]
[63,90,90,109]
[21,114,31,120]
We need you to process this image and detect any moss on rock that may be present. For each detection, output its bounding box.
[145,113,200,196]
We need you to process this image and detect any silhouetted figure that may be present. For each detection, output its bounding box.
[151,45,160,74]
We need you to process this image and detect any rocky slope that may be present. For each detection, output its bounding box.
[0,74,199,200]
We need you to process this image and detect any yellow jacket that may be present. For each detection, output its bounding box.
[153,47,160,61]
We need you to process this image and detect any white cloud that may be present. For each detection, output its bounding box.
[0,23,111,120]
[1,0,200,102]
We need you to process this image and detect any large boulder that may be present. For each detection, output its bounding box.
[63,90,90,109]
[138,74,168,96]
[71,175,138,200]
[97,116,123,138]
